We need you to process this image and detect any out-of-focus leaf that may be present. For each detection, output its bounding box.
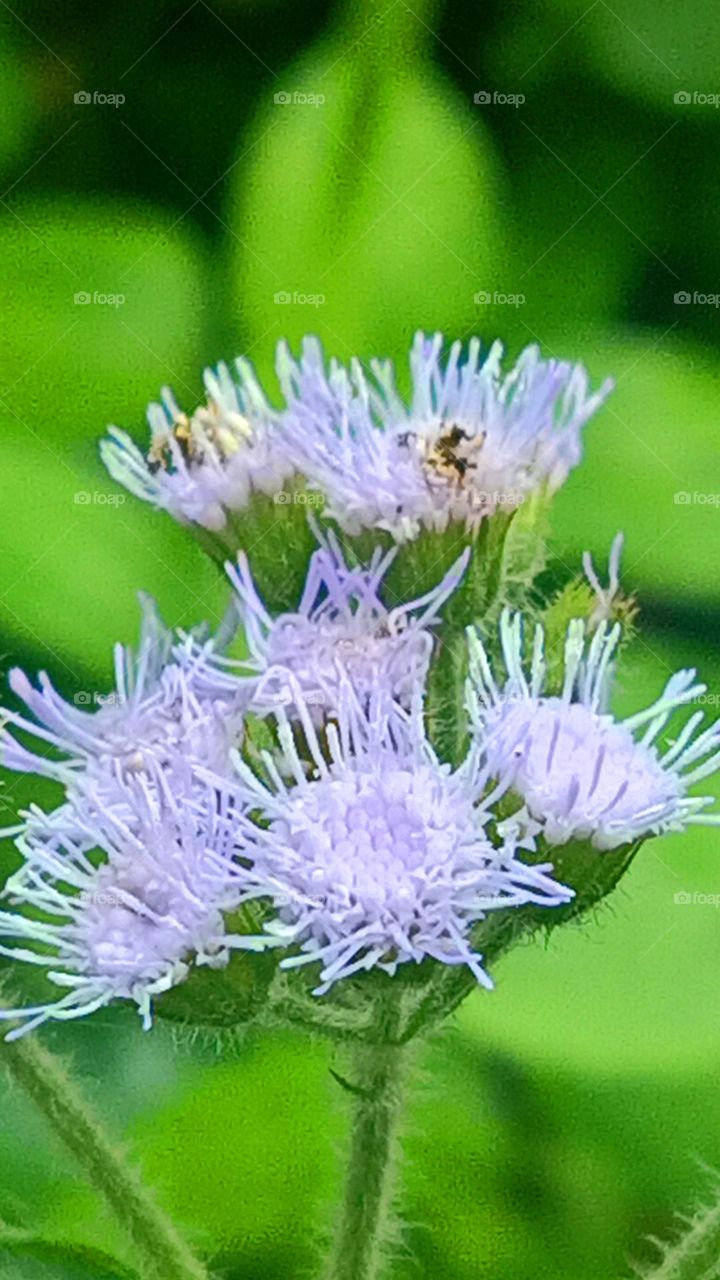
[231,7,504,370]
[0,197,235,677]
[0,431,226,676]
[564,0,720,112]
[549,331,720,604]
[407,1037,720,1280]
[489,0,720,114]
[0,1228,136,1279]
[0,197,210,445]
[0,46,40,177]
[105,1022,720,1280]
[129,1035,340,1262]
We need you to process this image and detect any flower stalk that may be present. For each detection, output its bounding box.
[324,995,407,1280]
[1,1029,209,1280]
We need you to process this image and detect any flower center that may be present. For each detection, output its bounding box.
[271,765,466,916]
[82,869,185,977]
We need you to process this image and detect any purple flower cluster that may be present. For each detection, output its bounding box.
[1,333,717,1038]
[101,331,612,541]
[179,528,470,717]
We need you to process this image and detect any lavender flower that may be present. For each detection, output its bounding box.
[178,532,469,717]
[1,597,245,798]
[200,684,572,993]
[101,359,292,531]
[467,611,720,850]
[277,332,613,541]
[0,766,250,1037]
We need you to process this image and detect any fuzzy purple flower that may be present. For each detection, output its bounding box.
[1,597,246,800]
[199,683,572,992]
[178,532,469,718]
[101,358,292,531]
[0,765,252,1037]
[277,331,613,541]
[467,610,720,850]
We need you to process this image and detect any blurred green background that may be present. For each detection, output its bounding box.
[0,0,719,1276]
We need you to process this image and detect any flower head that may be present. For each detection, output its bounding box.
[278,332,613,541]
[467,611,720,850]
[0,765,249,1037]
[0,596,243,860]
[1,597,246,828]
[101,359,292,531]
[202,684,571,993]
[179,532,469,718]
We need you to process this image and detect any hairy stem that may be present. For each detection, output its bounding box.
[426,629,469,766]
[633,1167,720,1280]
[324,998,407,1280]
[2,1033,209,1280]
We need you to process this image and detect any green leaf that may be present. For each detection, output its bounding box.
[0,32,41,177]
[132,1036,343,1261]
[0,196,210,444]
[483,0,720,115]
[231,7,504,368]
[549,332,720,605]
[0,197,230,673]
[548,0,720,113]
[0,1227,137,1280]
[0,431,226,676]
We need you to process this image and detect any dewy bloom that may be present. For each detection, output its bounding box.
[467,611,720,850]
[277,331,613,541]
[179,532,470,716]
[0,766,249,1037]
[202,685,572,993]
[101,358,292,531]
[0,597,246,818]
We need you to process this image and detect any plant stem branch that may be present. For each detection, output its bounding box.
[323,996,406,1280]
[2,1033,209,1280]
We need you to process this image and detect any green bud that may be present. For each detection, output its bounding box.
[492,488,551,615]
[541,572,638,694]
